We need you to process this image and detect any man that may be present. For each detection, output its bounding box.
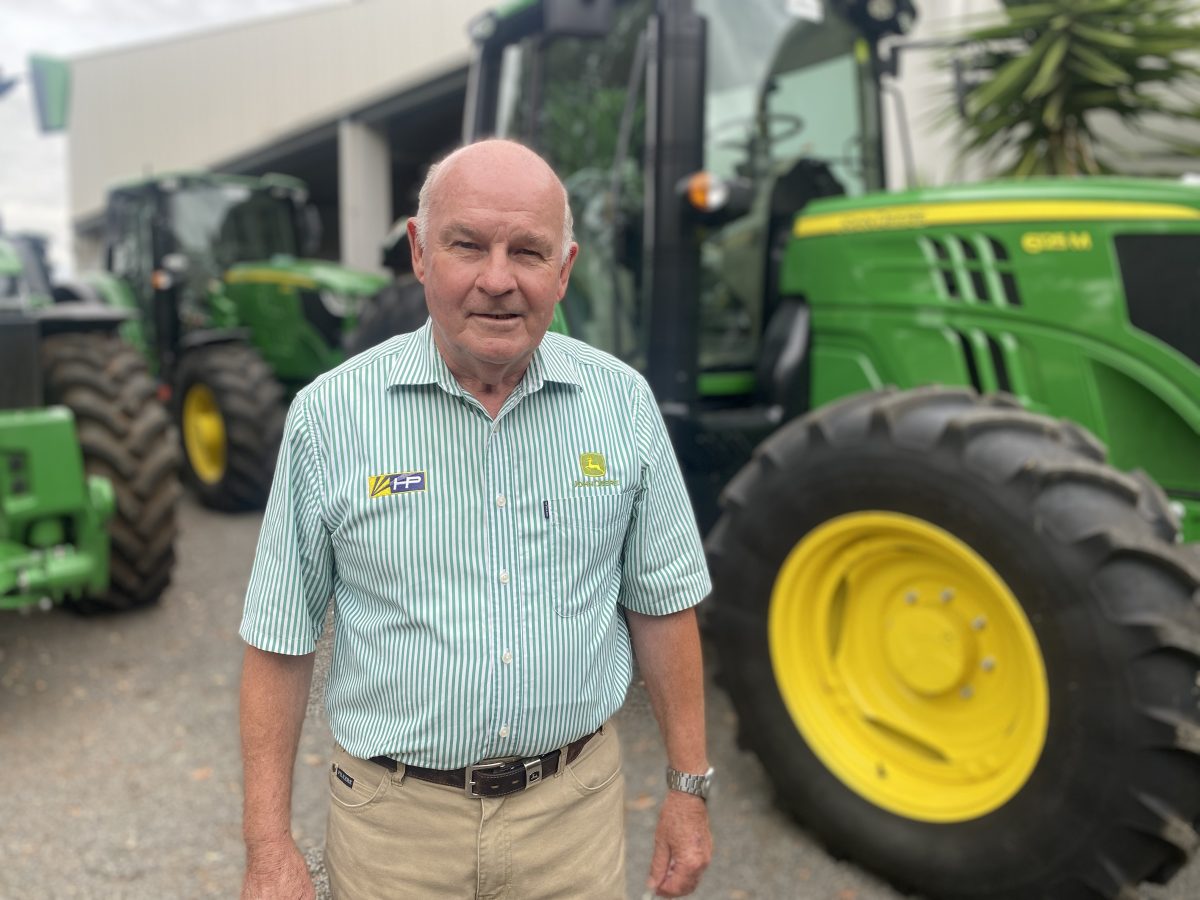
[239,139,713,899]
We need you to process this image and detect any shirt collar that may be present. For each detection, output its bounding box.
[385,320,583,395]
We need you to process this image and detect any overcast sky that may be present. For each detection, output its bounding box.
[0,0,343,274]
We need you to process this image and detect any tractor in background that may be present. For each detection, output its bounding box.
[442,0,1200,897]
[75,172,388,510]
[1,232,178,613]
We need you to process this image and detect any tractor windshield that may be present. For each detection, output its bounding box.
[165,183,302,282]
[493,0,880,371]
[701,0,881,193]
[0,243,21,305]
[13,238,53,300]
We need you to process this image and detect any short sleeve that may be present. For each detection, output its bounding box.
[239,398,334,654]
[618,378,712,615]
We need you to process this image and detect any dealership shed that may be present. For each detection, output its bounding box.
[50,0,494,272]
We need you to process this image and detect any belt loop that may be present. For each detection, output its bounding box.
[554,742,569,777]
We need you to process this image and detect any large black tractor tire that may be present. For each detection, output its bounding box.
[706,386,1200,900]
[41,332,180,614]
[345,276,428,356]
[175,343,285,511]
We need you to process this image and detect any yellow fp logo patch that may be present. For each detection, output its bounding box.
[369,471,427,498]
[579,452,607,478]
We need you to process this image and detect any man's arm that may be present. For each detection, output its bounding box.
[239,645,317,900]
[626,607,713,899]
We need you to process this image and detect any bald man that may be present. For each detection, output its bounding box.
[239,140,713,899]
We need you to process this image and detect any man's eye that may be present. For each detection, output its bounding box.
[453,241,481,251]
[515,248,543,258]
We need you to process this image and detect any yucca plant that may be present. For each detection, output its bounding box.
[954,0,1200,176]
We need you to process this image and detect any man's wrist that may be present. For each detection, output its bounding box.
[666,765,714,801]
[243,828,296,851]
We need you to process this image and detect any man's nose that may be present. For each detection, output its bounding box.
[476,245,517,296]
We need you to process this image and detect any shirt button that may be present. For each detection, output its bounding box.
[499,724,510,738]
[496,494,507,508]
[502,650,513,664]
[499,569,510,585]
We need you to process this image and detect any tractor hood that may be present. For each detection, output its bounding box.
[224,256,388,296]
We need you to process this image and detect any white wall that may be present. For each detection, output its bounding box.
[882,0,1002,191]
[67,0,493,222]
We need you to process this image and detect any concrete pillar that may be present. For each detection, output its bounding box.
[338,118,392,274]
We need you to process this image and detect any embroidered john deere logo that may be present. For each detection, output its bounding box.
[579,453,607,478]
[369,471,427,498]
[574,453,619,488]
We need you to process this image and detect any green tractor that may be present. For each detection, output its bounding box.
[74,172,388,510]
[1,232,178,613]
[419,0,1200,896]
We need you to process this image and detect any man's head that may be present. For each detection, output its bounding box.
[408,140,578,386]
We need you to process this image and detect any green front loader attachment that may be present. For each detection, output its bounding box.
[0,408,114,610]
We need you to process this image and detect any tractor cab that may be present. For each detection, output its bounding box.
[476,0,905,399]
[102,172,386,390]
[90,171,388,510]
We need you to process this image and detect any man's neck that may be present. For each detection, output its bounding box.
[434,337,532,419]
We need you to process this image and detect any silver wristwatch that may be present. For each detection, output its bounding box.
[666,766,714,801]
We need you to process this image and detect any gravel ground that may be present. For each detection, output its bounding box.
[1,495,1196,899]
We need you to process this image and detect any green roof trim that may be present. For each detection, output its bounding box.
[29,54,70,133]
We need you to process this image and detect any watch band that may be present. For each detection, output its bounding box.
[666,765,714,801]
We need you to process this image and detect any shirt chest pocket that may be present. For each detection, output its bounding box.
[549,491,636,618]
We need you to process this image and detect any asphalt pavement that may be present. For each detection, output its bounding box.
[1,496,1197,899]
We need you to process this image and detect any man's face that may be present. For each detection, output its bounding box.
[409,154,576,380]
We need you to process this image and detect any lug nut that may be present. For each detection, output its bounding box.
[981,656,996,672]
[941,589,954,603]
[972,616,987,631]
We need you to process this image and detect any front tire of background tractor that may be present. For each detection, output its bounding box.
[345,277,428,356]
[41,332,180,614]
[176,344,285,511]
[706,386,1200,900]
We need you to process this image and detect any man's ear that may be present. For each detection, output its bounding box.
[408,219,426,283]
[557,243,579,299]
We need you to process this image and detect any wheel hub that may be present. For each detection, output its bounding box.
[182,384,227,486]
[769,511,1048,823]
[884,604,971,696]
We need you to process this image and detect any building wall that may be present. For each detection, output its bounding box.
[882,0,1001,191]
[67,0,493,224]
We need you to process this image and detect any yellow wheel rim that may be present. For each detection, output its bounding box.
[182,384,227,486]
[769,511,1048,822]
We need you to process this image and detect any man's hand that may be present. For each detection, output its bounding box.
[646,790,713,898]
[241,837,315,900]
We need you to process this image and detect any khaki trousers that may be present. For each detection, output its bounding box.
[324,724,626,899]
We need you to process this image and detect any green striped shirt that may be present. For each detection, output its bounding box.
[240,321,710,768]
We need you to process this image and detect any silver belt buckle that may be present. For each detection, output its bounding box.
[464,760,506,798]
[522,756,544,787]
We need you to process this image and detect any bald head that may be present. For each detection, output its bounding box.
[414,140,575,265]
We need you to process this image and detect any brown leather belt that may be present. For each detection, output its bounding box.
[370,728,599,798]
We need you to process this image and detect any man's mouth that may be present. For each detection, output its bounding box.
[474,313,521,321]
